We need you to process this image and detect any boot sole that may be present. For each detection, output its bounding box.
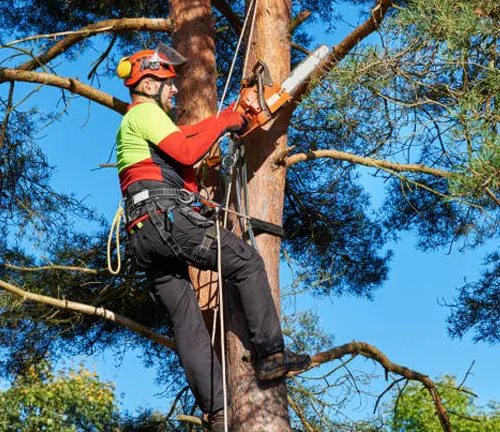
[257,366,288,381]
[258,357,312,381]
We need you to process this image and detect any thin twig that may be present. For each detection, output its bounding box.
[87,34,118,80]
[374,377,406,414]
[5,262,101,275]
[288,395,315,432]
[0,82,15,148]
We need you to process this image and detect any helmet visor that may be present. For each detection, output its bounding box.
[149,42,188,67]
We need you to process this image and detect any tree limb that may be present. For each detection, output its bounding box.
[15,17,174,72]
[0,279,175,350]
[176,414,203,426]
[212,0,242,34]
[293,0,393,101]
[276,148,452,178]
[0,68,127,114]
[290,10,311,34]
[328,0,392,65]
[286,341,453,432]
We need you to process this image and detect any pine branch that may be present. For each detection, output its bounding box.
[0,279,175,350]
[290,10,311,34]
[286,341,453,432]
[292,0,394,102]
[5,263,102,274]
[14,17,174,72]
[275,147,452,178]
[0,68,127,114]
[212,0,242,35]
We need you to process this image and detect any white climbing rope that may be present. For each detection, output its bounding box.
[217,0,259,115]
[215,209,229,432]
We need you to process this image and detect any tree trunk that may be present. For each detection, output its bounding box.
[226,1,292,431]
[172,0,292,430]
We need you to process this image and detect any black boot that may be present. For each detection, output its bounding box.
[255,349,312,381]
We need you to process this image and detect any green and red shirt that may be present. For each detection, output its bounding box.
[116,102,230,194]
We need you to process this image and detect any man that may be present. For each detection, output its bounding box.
[115,43,311,431]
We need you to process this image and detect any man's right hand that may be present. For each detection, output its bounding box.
[223,112,250,136]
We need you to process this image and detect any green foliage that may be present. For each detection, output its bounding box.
[301,0,499,250]
[283,164,392,298]
[0,105,99,247]
[450,134,500,202]
[286,2,499,348]
[0,0,499,428]
[283,309,334,354]
[447,251,500,342]
[0,360,119,431]
[398,0,497,47]
[388,375,500,431]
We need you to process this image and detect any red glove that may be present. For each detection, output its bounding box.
[221,112,249,135]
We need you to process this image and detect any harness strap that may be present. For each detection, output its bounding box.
[145,199,184,258]
[126,187,285,243]
[139,195,217,267]
[125,188,188,219]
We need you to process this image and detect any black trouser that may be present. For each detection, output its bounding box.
[127,203,285,414]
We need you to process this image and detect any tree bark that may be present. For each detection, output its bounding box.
[171,0,218,123]
[169,0,220,311]
[225,0,292,430]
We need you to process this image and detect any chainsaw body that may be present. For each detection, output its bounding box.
[235,45,331,137]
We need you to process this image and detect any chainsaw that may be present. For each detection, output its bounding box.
[235,44,331,137]
[199,45,331,176]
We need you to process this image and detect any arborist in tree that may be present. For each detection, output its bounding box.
[115,43,311,431]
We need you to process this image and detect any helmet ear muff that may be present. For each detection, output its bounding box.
[116,57,132,79]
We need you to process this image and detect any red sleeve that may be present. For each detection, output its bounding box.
[157,116,229,166]
[177,103,236,136]
[178,116,217,137]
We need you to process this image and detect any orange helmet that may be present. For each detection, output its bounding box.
[117,43,188,87]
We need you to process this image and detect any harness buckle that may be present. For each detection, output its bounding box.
[132,189,149,205]
[177,189,194,205]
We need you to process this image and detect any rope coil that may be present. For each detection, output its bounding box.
[107,200,125,275]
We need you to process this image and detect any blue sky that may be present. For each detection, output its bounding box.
[2,2,499,423]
